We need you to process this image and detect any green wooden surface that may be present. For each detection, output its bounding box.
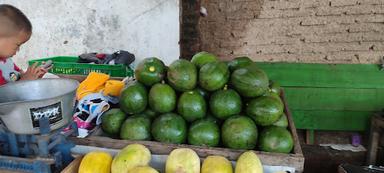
[284,87,384,111]
[256,62,383,131]
[257,62,384,89]
[308,130,315,145]
[292,110,372,131]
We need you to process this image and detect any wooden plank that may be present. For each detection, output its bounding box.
[257,62,384,89]
[366,125,380,165]
[306,130,315,145]
[292,110,372,131]
[0,170,25,173]
[366,115,384,165]
[71,136,304,172]
[284,87,380,131]
[58,74,124,82]
[281,90,303,155]
[283,87,384,111]
[61,156,82,173]
[338,165,347,173]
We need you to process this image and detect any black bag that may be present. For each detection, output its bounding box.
[78,50,135,66]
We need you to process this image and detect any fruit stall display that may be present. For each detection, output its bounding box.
[62,143,267,173]
[71,52,304,172]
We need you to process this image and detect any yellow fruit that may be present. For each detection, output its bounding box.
[111,144,151,173]
[235,151,263,173]
[128,166,159,173]
[165,148,200,173]
[79,151,112,173]
[202,155,233,173]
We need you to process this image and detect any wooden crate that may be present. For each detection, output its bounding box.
[366,114,384,165]
[70,91,304,172]
[57,74,125,82]
[61,156,82,173]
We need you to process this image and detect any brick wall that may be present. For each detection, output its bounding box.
[198,0,384,63]
[180,0,201,59]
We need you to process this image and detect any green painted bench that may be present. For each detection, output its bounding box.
[257,62,384,133]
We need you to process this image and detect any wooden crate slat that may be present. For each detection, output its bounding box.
[283,87,384,111]
[292,110,372,131]
[61,156,82,173]
[70,136,304,172]
[282,90,302,155]
[258,62,384,89]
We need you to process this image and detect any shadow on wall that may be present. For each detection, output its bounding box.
[199,0,264,61]
[199,0,384,64]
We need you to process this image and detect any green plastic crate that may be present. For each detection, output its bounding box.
[28,56,134,77]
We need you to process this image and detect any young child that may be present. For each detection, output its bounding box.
[0,4,48,86]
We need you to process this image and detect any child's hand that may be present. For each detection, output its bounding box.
[20,62,48,80]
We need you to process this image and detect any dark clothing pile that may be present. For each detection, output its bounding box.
[78,50,135,66]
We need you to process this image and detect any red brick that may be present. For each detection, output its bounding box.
[327,51,384,62]
[246,37,299,46]
[357,0,384,5]
[219,40,243,48]
[315,6,344,16]
[362,33,384,41]
[300,17,329,26]
[259,8,315,19]
[365,42,384,50]
[263,1,301,10]
[287,24,347,36]
[346,4,384,15]
[226,1,262,12]
[303,42,374,53]
[330,0,358,7]
[227,10,256,20]
[231,30,248,38]
[232,0,255,2]
[355,14,384,23]
[252,53,327,62]
[302,0,330,8]
[347,23,384,33]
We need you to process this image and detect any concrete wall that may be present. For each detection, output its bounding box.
[199,0,384,63]
[0,0,180,68]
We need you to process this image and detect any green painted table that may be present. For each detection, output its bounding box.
[257,62,384,143]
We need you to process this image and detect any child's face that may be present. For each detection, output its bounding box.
[0,31,31,59]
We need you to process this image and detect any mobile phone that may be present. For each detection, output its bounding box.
[40,60,53,69]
